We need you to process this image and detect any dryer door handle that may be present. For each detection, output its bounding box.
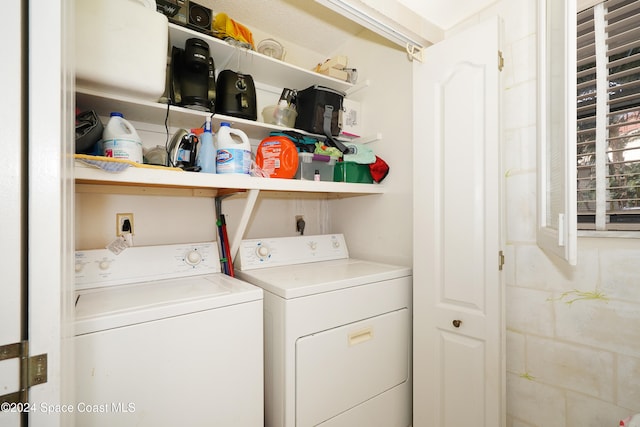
[348,328,373,346]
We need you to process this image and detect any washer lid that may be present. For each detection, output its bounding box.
[235,258,411,299]
[75,274,262,335]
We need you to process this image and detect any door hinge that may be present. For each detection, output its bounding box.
[498,250,505,271]
[498,50,504,71]
[0,341,48,406]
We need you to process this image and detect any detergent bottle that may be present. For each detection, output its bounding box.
[102,112,143,163]
[215,122,251,174]
[196,117,216,173]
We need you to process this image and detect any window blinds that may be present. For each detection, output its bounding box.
[577,0,640,230]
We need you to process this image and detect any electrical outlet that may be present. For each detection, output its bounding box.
[116,213,134,236]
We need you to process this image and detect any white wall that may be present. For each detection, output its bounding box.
[74,27,408,260]
[328,33,414,266]
[452,0,640,425]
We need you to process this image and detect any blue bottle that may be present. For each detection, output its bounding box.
[197,117,216,173]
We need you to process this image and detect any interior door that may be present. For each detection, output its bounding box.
[412,16,503,427]
[0,2,72,426]
[0,1,25,426]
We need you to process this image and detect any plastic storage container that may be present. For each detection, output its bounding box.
[294,153,337,181]
[102,112,143,163]
[262,104,297,127]
[333,162,373,183]
[75,0,168,101]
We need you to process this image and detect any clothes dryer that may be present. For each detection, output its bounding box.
[74,242,263,427]
[235,234,412,427]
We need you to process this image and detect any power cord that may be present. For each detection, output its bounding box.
[296,217,306,235]
[164,98,176,167]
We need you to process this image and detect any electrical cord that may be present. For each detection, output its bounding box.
[164,98,176,167]
[296,217,306,235]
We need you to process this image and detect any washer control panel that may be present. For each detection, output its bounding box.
[75,242,220,289]
[236,234,348,270]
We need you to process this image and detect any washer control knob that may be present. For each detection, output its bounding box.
[256,245,270,258]
[98,260,111,270]
[75,262,84,273]
[185,250,202,266]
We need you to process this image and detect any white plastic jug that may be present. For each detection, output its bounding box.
[102,112,143,163]
[215,122,251,174]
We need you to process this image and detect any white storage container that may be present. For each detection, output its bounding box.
[75,0,168,101]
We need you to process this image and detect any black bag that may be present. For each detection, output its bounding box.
[295,85,344,136]
[75,110,103,154]
[295,85,351,154]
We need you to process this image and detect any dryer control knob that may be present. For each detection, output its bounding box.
[185,250,202,266]
[98,260,111,270]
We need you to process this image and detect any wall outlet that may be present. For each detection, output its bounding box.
[116,213,134,236]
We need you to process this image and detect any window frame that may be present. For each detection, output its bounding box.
[537,0,578,265]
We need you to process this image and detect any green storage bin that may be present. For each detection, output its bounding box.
[333,162,373,183]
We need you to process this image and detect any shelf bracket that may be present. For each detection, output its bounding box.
[230,189,260,263]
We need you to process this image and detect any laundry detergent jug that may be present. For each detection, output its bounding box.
[215,122,251,174]
[102,112,143,163]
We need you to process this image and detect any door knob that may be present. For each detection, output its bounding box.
[452,319,462,328]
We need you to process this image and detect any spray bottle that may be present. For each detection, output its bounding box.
[197,116,216,173]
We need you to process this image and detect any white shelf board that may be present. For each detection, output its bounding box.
[74,163,383,196]
[168,23,353,93]
[76,89,302,140]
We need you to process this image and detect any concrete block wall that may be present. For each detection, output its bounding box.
[456,0,640,425]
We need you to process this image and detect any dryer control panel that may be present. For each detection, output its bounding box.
[75,242,220,289]
[236,234,349,270]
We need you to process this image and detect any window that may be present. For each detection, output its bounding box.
[577,0,640,231]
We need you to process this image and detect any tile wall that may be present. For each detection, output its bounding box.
[466,0,640,425]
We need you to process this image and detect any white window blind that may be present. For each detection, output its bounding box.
[577,0,640,231]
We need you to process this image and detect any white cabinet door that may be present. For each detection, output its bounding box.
[412,16,503,427]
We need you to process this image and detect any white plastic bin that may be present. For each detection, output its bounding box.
[75,0,168,101]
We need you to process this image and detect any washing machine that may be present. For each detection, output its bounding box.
[235,234,412,427]
[74,242,263,427]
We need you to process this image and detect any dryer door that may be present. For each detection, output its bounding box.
[295,308,409,426]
